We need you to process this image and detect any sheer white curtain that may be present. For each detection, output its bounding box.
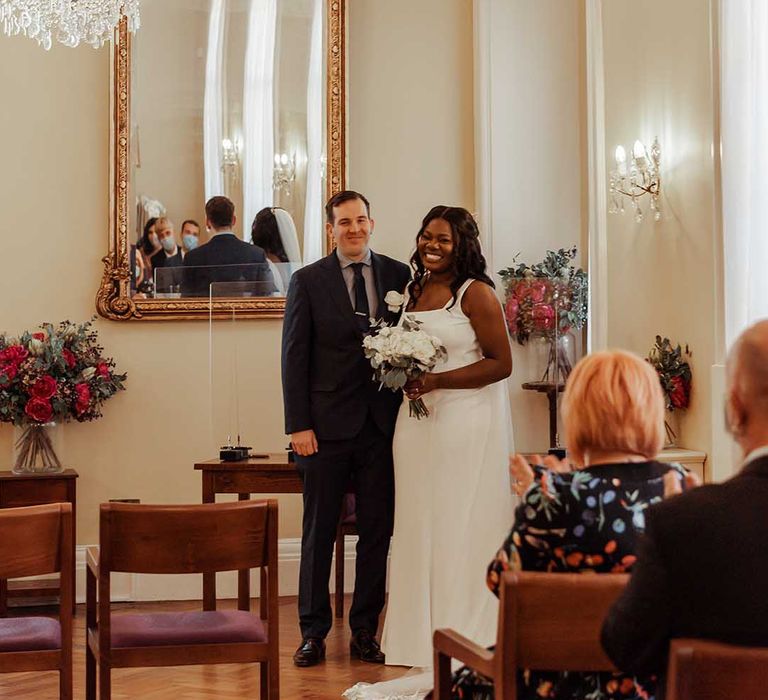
[203,0,226,201]
[242,0,277,240]
[303,0,324,264]
[721,0,768,346]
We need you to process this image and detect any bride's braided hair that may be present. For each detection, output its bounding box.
[407,206,494,310]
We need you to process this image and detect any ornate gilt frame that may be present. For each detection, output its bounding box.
[97,1,346,321]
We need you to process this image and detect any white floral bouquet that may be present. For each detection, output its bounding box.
[362,315,447,419]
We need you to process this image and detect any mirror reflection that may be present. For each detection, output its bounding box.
[129,0,326,299]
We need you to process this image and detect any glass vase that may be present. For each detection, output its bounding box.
[12,422,64,474]
[664,410,679,448]
[528,331,576,385]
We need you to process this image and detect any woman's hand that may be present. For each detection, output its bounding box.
[404,373,439,400]
[510,454,535,497]
[663,469,701,498]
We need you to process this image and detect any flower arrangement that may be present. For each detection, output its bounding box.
[646,336,692,411]
[498,247,588,344]
[498,247,588,381]
[362,316,447,419]
[0,318,127,471]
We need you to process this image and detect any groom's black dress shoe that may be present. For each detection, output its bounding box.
[350,629,385,664]
[293,637,325,667]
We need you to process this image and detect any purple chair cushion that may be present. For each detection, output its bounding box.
[341,493,356,525]
[111,610,266,648]
[0,617,61,652]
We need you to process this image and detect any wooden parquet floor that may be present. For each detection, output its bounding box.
[0,596,409,699]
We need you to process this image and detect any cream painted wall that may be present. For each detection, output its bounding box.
[348,0,475,259]
[478,0,587,452]
[602,0,719,468]
[0,2,475,554]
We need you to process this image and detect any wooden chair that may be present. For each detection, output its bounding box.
[334,493,356,618]
[433,571,628,699]
[666,638,768,699]
[0,503,73,699]
[86,499,279,700]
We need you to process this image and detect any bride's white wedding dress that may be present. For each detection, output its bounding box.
[345,279,514,700]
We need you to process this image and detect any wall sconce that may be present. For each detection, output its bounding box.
[609,138,662,223]
[273,152,296,197]
[221,138,240,182]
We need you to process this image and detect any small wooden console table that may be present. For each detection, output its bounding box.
[0,469,78,614]
[195,454,299,610]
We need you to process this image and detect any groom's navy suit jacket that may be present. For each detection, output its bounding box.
[282,250,411,441]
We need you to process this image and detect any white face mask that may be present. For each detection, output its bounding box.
[161,236,176,253]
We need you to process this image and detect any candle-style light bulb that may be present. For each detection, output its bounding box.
[633,140,646,159]
[615,145,626,165]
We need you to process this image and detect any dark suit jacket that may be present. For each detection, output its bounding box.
[601,455,768,693]
[182,233,275,297]
[281,250,411,441]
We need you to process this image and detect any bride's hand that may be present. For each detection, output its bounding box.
[404,373,438,399]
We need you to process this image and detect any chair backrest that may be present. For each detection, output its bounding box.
[0,503,72,579]
[666,638,768,700]
[100,500,275,574]
[498,571,629,673]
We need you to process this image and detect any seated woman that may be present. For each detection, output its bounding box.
[453,349,695,700]
[250,207,301,294]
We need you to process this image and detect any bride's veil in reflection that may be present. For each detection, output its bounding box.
[274,207,302,264]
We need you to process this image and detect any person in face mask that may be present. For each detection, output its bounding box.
[180,219,201,256]
[153,217,184,294]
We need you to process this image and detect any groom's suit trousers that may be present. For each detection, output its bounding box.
[295,414,394,640]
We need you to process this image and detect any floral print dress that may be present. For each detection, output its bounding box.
[452,460,685,700]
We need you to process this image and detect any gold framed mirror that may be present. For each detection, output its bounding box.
[97,0,346,321]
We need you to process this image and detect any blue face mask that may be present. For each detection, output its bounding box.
[161,236,177,253]
[183,234,199,251]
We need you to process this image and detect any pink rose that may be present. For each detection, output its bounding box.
[505,296,520,321]
[24,397,53,423]
[514,282,532,301]
[96,362,110,379]
[31,375,57,400]
[532,303,555,330]
[530,280,548,303]
[0,345,28,364]
[0,363,17,381]
[62,348,76,369]
[669,376,691,410]
[75,383,91,416]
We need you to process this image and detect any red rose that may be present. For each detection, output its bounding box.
[31,375,58,400]
[669,376,690,410]
[96,362,110,379]
[532,303,555,330]
[32,332,46,341]
[62,348,76,369]
[0,363,17,381]
[0,345,29,364]
[24,397,53,423]
[75,383,91,416]
[514,281,532,301]
[530,280,548,303]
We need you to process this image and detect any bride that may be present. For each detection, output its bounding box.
[346,206,514,698]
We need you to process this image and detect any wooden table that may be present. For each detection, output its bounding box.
[0,469,78,614]
[521,381,565,448]
[195,454,300,610]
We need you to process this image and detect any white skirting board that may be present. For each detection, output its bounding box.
[72,536,361,604]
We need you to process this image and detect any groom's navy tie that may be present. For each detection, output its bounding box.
[351,262,370,331]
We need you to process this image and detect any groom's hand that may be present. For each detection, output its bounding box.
[291,429,318,456]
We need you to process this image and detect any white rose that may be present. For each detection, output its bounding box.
[81,367,96,381]
[28,338,44,356]
[384,290,405,313]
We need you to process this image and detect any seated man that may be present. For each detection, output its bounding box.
[153,217,183,293]
[180,218,201,256]
[602,319,768,693]
[182,196,275,297]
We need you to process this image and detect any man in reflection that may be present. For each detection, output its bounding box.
[180,219,201,256]
[153,217,184,293]
[182,196,275,297]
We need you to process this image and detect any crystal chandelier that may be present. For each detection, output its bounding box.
[608,138,662,223]
[0,0,140,50]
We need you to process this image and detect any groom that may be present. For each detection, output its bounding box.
[282,190,410,667]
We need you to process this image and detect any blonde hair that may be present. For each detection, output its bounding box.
[562,350,665,465]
